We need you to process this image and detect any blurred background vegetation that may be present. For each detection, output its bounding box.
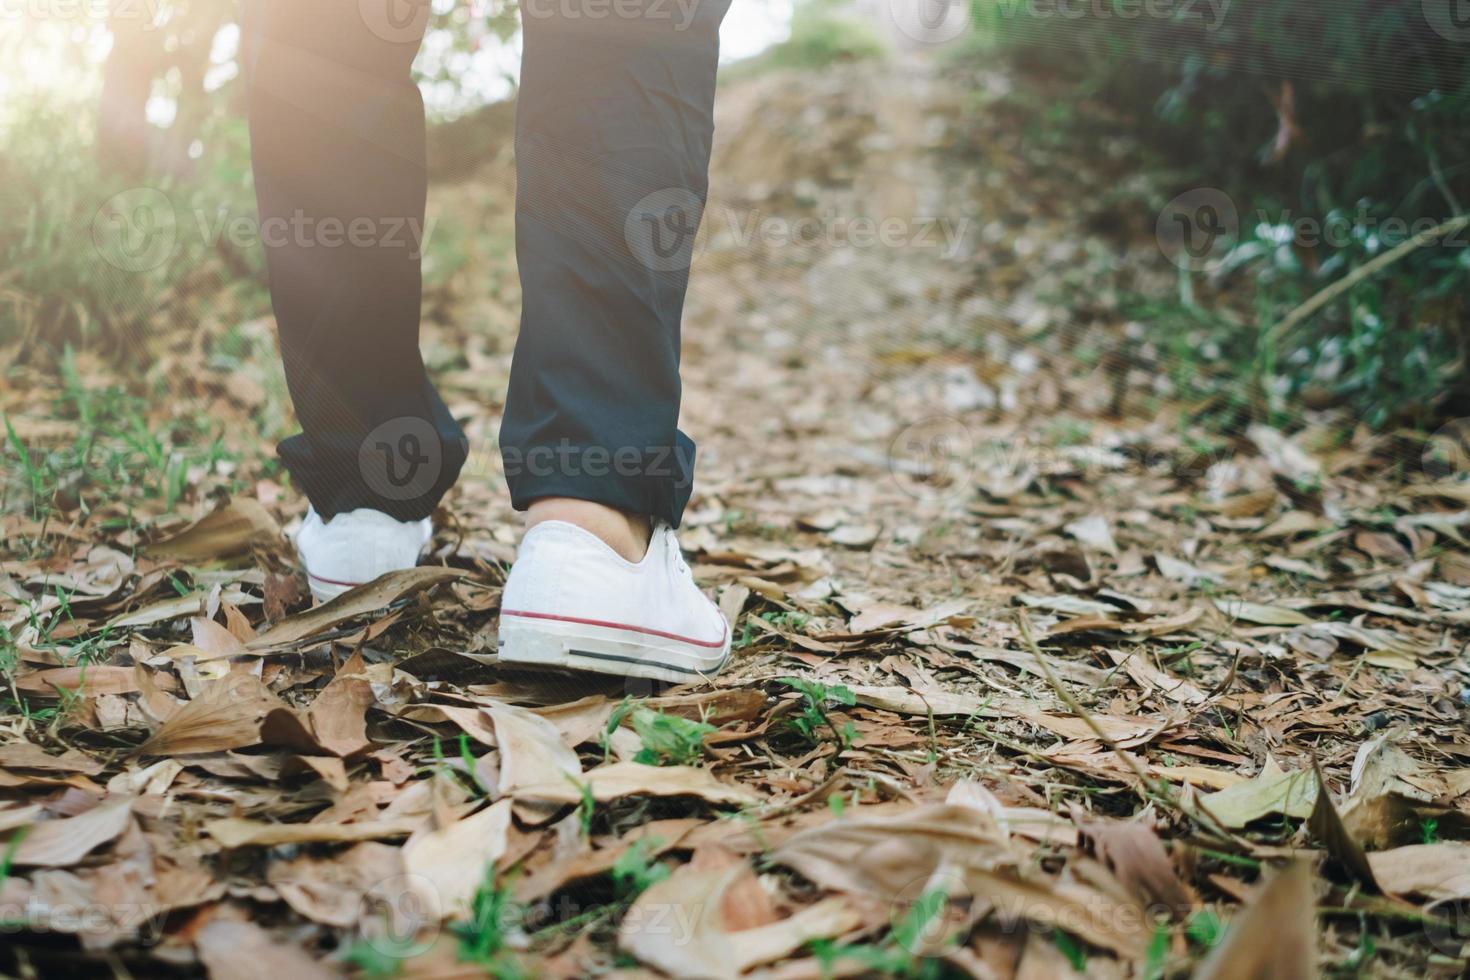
[964,0,1470,430]
[1,0,1467,437]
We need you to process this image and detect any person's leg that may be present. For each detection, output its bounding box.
[524,498,650,563]
[497,0,734,680]
[500,0,732,542]
[242,0,466,526]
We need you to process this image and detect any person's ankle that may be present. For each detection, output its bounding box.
[524,498,652,562]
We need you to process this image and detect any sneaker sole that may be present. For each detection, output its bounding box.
[497,612,730,684]
[305,572,363,604]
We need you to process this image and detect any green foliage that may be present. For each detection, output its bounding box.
[1,825,24,883]
[1050,928,1088,971]
[571,775,597,838]
[0,828,27,930]
[971,0,1470,428]
[2,345,241,521]
[765,0,887,71]
[631,707,717,766]
[339,941,408,978]
[610,838,671,899]
[810,888,950,979]
[827,792,846,818]
[1184,908,1226,949]
[450,865,525,977]
[0,94,267,347]
[891,890,949,955]
[1142,922,1170,979]
[778,677,859,755]
[600,696,639,761]
[0,625,17,685]
[459,733,489,797]
[1344,926,1379,970]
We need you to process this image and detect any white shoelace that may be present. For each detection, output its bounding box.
[665,526,690,576]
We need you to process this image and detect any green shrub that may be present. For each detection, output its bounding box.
[970,0,1470,428]
[0,97,265,353]
[766,0,888,70]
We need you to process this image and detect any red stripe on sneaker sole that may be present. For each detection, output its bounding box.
[500,608,727,649]
[307,571,366,589]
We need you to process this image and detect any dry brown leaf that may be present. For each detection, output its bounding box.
[1193,860,1317,980]
[108,590,252,630]
[648,688,770,727]
[849,684,1002,718]
[1076,816,1194,915]
[943,640,1112,687]
[1197,757,1317,829]
[268,842,404,928]
[829,523,880,548]
[619,848,861,979]
[107,758,184,796]
[196,918,343,980]
[1106,650,1206,705]
[400,702,500,746]
[0,742,105,774]
[306,656,375,757]
[1354,530,1410,563]
[280,755,350,791]
[485,701,582,797]
[1248,425,1322,485]
[204,816,422,848]
[1214,600,1312,626]
[1154,553,1221,587]
[221,599,257,641]
[0,803,43,833]
[1015,929,1086,979]
[1263,554,1329,579]
[515,818,702,903]
[191,615,252,659]
[1064,514,1117,555]
[247,566,464,650]
[1341,738,1443,849]
[854,680,1162,748]
[531,695,617,748]
[1304,620,1428,657]
[841,596,972,634]
[770,804,1144,956]
[135,674,282,757]
[948,781,1079,846]
[719,583,752,626]
[401,798,514,920]
[514,761,757,807]
[147,498,281,561]
[1367,842,1470,900]
[1307,763,1378,890]
[1030,710,1166,747]
[12,665,165,698]
[1044,606,1206,638]
[1148,763,1244,791]
[8,799,134,868]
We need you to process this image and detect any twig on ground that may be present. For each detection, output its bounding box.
[1265,212,1470,348]
[1016,613,1241,843]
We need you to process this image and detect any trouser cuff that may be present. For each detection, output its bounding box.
[501,432,695,528]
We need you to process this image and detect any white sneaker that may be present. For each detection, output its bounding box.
[497,520,731,683]
[294,506,434,603]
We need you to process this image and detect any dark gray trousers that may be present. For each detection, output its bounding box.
[242,0,728,526]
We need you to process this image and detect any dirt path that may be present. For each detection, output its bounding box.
[2,41,1469,980]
